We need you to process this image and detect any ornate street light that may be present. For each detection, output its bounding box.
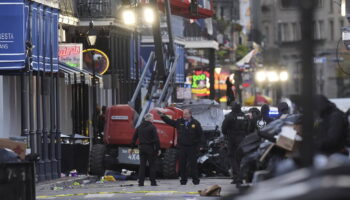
[87,21,97,46]
[86,21,98,144]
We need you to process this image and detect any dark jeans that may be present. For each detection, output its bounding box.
[179,146,199,184]
[228,137,244,180]
[138,145,157,184]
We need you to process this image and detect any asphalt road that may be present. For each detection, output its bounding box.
[36,178,237,200]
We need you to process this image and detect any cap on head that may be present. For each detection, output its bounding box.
[231,102,242,112]
[261,104,270,116]
[278,102,289,114]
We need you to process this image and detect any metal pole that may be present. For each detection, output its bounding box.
[49,11,58,179]
[21,73,29,137]
[26,4,34,156]
[36,10,44,180]
[28,56,35,162]
[55,72,61,177]
[209,48,216,100]
[42,9,51,180]
[150,0,166,79]
[129,52,155,108]
[164,0,175,58]
[91,51,97,144]
[299,0,316,167]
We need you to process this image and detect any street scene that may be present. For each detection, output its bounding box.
[1,0,350,200]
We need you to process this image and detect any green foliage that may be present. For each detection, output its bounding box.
[235,45,250,61]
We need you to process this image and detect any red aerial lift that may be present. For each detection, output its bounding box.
[89,0,214,178]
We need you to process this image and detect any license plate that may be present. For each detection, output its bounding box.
[118,147,140,165]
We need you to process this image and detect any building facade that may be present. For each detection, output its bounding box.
[259,0,350,98]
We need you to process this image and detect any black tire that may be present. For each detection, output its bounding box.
[89,144,106,176]
[162,148,178,179]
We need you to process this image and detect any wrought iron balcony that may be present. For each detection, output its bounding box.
[59,0,78,17]
[76,0,120,19]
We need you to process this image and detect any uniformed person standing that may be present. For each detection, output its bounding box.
[131,113,160,186]
[158,109,203,185]
[222,102,249,184]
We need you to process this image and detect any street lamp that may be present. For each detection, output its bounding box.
[87,21,98,144]
[87,21,97,46]
[143,6,155,24]
[255,71,267,82]
[122,9,137,25]
[267,71,279,82]
[279,71,289,82]
[122,6,155,26]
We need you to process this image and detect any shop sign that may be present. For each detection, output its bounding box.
[59,43,83,69]
[0,1,25,70]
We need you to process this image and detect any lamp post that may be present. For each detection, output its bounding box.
[87,21,98,144]
[121,3,155,108]
[255,69,289,104]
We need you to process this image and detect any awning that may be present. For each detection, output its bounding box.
[236,49,257,67]
[59,62,102,85]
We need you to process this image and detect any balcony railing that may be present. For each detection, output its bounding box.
[59,0,78,17]
[76,0,120,19]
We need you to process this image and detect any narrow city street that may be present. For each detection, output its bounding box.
[3,0,350,199]
[36,178,235,200]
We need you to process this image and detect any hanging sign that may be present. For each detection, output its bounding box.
[83,49,110,75]
[59,43,83,69]
[0,1,25,70]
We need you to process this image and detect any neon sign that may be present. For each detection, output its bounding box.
[192,70,210,88]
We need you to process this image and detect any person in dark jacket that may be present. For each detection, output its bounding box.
[222,102,249,184]
[131,113,160,186]
[158,108,203,185]
[247,107,261,133]
[277,102,290,119]
[257,104,274,129]
[226,77,235,106]
[314,95,348,155]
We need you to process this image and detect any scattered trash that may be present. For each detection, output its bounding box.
[105,170,127,180]
[120,184,134,187]
[82,180,91,184]
[198,184,221,197]
[96,180,104,184]
[69,169,78,177]
[52,186,63,191]
[60,173,66,177]
[121,169,134,176]
[72,182,80,186]
[103,175,117,182]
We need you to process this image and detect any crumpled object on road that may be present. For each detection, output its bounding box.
[198,184,221,196]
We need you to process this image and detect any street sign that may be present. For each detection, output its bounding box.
[83,49,110,75]
[0,1,25,70]
[314,57,327,64]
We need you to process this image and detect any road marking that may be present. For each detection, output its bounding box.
[84,194,115,198]
[37,191,199,199]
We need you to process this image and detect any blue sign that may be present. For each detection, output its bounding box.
[0,0,26,70]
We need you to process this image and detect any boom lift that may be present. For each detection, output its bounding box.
[89,0,214,178]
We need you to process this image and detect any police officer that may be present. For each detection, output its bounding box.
[158,109,203,185]
[222,102,249,184]
[131,113,160,186]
